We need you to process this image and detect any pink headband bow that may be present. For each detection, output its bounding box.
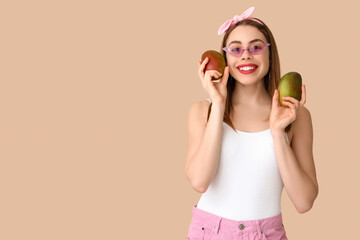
[218,7,263,35]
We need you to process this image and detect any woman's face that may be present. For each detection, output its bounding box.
[225,25,270,85]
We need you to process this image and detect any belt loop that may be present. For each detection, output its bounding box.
[256,220,263,239]
[214,218,222,234]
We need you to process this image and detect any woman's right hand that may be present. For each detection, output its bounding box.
[198,57,229,105]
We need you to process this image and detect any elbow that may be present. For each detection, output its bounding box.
[185,170,209,193]
[193,183,208,193]
[296,184,319,214]
[190,177,209,193]
[295,195,318,214]
[296,203,313,214]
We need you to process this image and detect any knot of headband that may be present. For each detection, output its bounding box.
[217,7,263,35]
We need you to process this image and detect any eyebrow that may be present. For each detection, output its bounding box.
[228,39,265,45]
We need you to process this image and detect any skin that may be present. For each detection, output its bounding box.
[198,25,319,213]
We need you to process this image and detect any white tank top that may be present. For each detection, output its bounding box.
[196,98,289,221]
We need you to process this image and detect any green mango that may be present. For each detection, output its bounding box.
[278,72,302,107]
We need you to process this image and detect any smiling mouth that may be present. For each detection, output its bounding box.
[237,66,258,74]
[238,66,257,71]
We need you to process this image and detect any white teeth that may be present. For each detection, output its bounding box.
[239,66,257,71]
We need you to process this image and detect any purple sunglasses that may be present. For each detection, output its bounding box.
[223,42,270,57]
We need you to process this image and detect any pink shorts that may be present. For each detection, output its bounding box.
[187,204,288,240]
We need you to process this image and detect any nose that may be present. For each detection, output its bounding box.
[241,48,252,60]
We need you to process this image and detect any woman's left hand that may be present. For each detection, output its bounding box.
[270,84,306,134]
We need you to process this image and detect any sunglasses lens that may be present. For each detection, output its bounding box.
[249,42,266,55]
[228,43,242,56]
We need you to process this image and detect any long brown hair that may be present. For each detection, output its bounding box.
[206,18,292,133]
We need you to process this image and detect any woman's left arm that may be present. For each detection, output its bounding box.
[270,85,319,213]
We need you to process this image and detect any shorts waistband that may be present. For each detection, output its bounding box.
[192,204,284,234]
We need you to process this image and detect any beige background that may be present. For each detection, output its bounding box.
[0,0,359,239]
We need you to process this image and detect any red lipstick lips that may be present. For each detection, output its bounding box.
[237,64,258,74]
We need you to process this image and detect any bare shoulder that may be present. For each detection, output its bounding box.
[291,105,314,160]
[188,99,211,125]
[299,105,312,118]
[292,106,313,134]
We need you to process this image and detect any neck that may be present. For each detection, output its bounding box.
[231,80,271,107]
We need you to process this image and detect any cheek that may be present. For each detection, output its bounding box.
[226,56,237,73]
[263,59,270,70]
[229,67,237,77]
[264,50,270,68]
[226,55,236,64]
[259,55,270,70]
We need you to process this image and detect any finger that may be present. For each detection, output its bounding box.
[272,89,280,109]
[206,72,215,89]
[206,69,220,75]
[282,96,299,108]
[205,70,219,79]
[214,71,222,78]
[205,70,222,82]
[198,68,204,81]
[282,100,294,107]
[214,70,222,75]
[198,57,209,79]
[282,102,297,123]
[285,101,297,116]
[283,100,297,113]
[205,70,216,82]
[200,57,209,71]
[281,100,292,109]
[198,61,203,80]
[300,84,306,106]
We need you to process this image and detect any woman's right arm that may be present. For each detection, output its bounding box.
[185,101,225,193]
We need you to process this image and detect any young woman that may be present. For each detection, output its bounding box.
[185,7,319,240]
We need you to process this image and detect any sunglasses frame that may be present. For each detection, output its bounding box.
[223,42,270,57]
